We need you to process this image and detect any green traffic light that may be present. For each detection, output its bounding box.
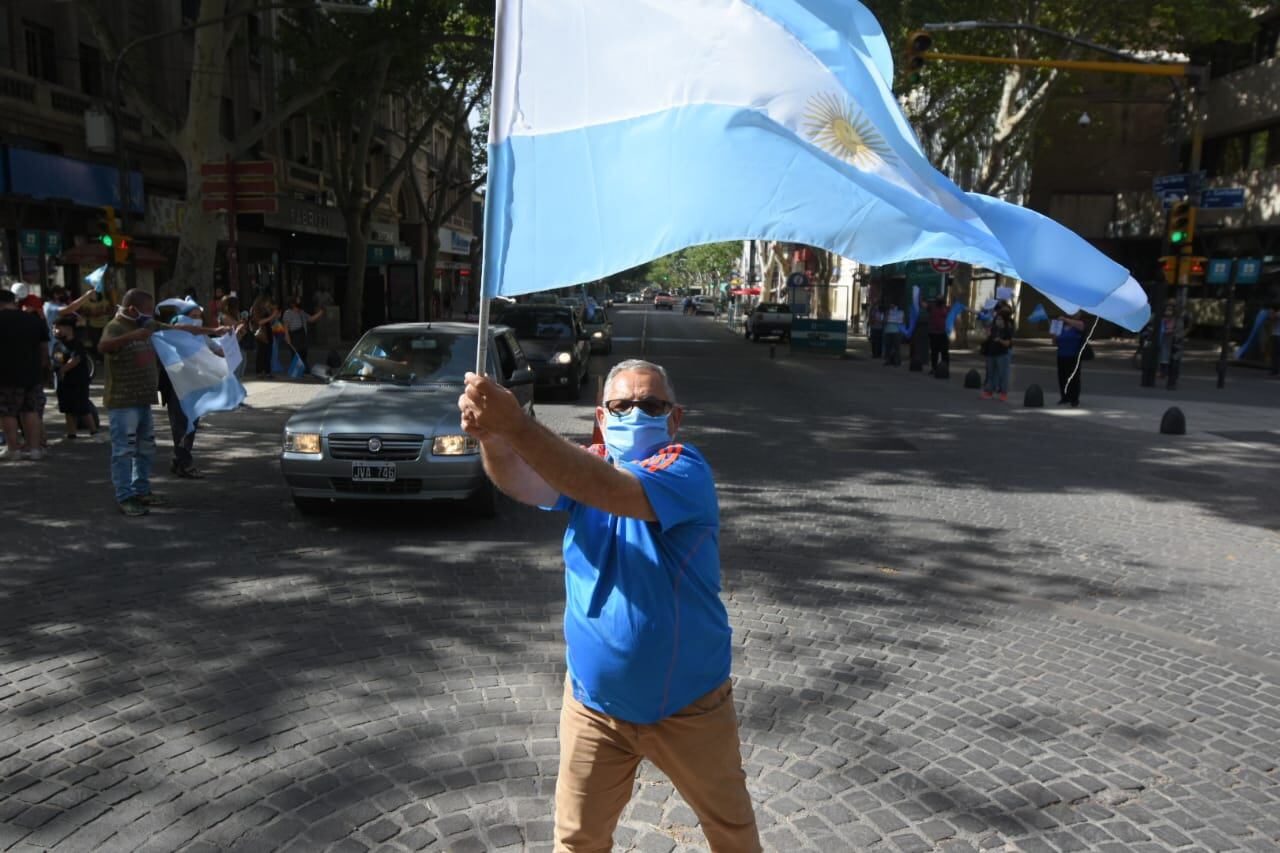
[101,234,114,247]
[1170,231,1186,244]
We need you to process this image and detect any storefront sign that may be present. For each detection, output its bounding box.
[438,227,474,255]
[19,230,41,256]
[5,146,144,212]
[367,244,394,265]
[265,198,345,238]
[370,220,398,245]
[790,319,848,354]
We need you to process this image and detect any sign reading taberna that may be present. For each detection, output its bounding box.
[790,318,847,355]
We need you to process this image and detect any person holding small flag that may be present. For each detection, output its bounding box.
[98,290,225,517]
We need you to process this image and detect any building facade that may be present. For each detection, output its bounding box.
[0,0,475,333]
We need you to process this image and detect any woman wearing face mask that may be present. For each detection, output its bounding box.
[281,295,325,369]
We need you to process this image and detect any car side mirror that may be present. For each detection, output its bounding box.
[508,367,535,387]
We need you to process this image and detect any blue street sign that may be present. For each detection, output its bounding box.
[1200,188,1246,210]
[1236,258,1261,285]
[1159,191,1185,210]
[1206,259,1232,285]
[1152,171,1205,195]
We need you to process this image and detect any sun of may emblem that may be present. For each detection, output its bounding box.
[803,93,895,168]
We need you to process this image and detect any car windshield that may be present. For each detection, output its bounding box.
[504,309,576,341]
[336,330,476,385]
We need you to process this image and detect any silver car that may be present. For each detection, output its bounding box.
[280,323,534,516]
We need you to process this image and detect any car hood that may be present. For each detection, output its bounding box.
[285,381,468,436]
[517,339,575,361]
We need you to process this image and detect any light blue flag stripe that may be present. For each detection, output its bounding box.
[151,330,246,435]
[489,104,1148,329]
[483,0,1150,331]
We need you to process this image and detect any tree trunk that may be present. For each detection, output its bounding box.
[423,227,441,322]
[341,214,370,338]
[170,159,223,302]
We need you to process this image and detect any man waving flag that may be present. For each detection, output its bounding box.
[479,0,1151,350]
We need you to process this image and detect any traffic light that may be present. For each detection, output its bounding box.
[1181,255,1207,286]
[904,30,934,83]
[1159,256,1177,285]
[1167,201,1195,247]
[97,206,129,264]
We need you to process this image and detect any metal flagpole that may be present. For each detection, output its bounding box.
[474,0,509,377]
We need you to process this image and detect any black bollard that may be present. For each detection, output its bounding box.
[769,343,776,360]
[1160,406,1186,435]
[964,369,982,389]
[1023,384,1044,407]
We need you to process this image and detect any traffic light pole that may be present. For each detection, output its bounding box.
[1216,262,1239,389]
[906,22,1208,391]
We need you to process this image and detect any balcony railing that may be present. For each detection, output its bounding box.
[0,67,150,143]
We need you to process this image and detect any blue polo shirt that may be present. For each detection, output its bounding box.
[547,443,732,724]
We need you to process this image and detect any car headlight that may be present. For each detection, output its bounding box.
[284,431,321,454]
[552,351,573,364]
[592,331,604,339]
[432,434,480,456]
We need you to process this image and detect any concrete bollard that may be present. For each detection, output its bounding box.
[964,369,982,389]
[1023,384,1044,407]
[1160,406,1186,435]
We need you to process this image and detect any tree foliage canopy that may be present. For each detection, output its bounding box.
[864,0,1255,196]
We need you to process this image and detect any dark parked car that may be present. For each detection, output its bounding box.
[745,302,792,341]
[280,322,534,516]
[501,304,591,398]
[583,307,613,354]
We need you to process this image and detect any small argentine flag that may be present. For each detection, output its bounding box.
[481,0,1150,332]
[151,330,246,435]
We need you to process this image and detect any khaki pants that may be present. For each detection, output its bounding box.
[554,677,761,852]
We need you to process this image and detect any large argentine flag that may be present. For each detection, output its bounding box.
[151,330,246,434]
[483,0,1150,330]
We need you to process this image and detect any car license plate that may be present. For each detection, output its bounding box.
[351,462,396,482]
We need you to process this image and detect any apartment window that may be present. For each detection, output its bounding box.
[1247,130,1269,171]
[79,43,103,97]
[247,15,262,68]
[23,22,57,84]
[221,97,235,141]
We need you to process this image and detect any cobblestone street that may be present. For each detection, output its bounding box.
[3,306,1279,852]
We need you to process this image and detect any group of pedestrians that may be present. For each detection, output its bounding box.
[866,294,1092,406]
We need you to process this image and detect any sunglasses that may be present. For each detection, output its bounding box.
[604,398,675,417]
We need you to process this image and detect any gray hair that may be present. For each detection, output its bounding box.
[605,359,677,404]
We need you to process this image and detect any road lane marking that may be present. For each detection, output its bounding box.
[615,337,723,343]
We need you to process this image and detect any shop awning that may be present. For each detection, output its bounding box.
[59,242,169,270]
